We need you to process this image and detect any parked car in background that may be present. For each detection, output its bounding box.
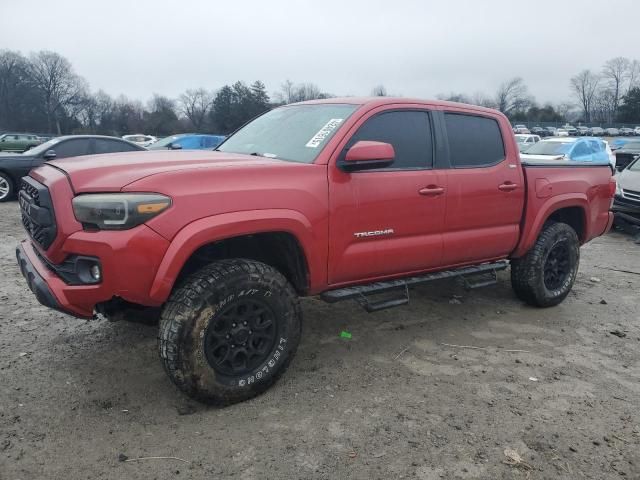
[605,127,620,136]
[590,127,605,136]
[513,124,530,134]
[545,126,557,136]
[555,128,569,137]
[612,157,640,228]
[634,127,640,136]
[0,135,145,202]
[610,138,631,151]
[148,133,226,150]
[514,134,541,152]
[619,128,635,137]
[521,137,613,168]
[613,141,640,172]
[530,126,549,137]
[122,134,157,147]
[576,126,590,136]
[0,133,41,152]
[563,126,578,136]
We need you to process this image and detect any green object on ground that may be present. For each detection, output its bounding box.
[340,331,352,339]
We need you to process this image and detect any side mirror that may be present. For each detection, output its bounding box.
[43,149,56,160]
[340,141,395,172]
[169,142,182,150]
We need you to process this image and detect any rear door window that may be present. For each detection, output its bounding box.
[95,139,140,154]
[444,113,506,168]
[51,139,91,158]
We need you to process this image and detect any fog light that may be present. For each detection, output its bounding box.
[90,264,101,282]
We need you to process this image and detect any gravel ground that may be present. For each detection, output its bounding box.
[0,201,639,480]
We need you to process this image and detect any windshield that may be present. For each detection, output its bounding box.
[25,137,62,156]
[524,141,573,155]
[217,104,358,163]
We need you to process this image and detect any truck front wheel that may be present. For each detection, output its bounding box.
[158,259,302,405]
[510,222,580,308]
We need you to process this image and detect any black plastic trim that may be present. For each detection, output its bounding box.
[16,244,68,314]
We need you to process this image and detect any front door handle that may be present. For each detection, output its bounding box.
[419,185,445,196]
[498,182,518,192]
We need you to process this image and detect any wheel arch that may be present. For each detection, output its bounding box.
[513,195,589,258]
[149,209,320,302]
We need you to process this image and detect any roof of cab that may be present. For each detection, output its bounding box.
[291,96,502,116]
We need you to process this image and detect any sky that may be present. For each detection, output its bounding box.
[1,0,639,105]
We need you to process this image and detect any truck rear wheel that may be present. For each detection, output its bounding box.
[510,222,580,308]
[158,259,302,405]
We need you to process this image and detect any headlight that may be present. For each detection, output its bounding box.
[72,193,171,230]
[615,181,622,196]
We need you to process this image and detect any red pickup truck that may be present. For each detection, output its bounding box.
[16,98,615,405]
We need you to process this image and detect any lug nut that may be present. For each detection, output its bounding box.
[226,334,230,339]
[243,321,247,326]
[232,323,237,328]
[231,344,236,348]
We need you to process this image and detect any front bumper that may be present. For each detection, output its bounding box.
[16,242,86,317]
[16,224,171,319]
[612,196,640,226]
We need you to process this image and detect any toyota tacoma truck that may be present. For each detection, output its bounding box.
[16,98,615,405]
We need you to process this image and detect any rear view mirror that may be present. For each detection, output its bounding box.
[43,149,56,160]
[169,142,182,150]
[340,141,395,172]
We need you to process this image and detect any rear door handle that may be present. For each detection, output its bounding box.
[498,182,518,192]
[419,185,445,196]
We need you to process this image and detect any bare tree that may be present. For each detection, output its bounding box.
[178,88,213,131]
[570,70,600,122]
[592,88,616,123]
[627,59,640,94]
[28,51,87,134]
[371,85,387,96]
[276,80,329,104]
[494,77,532,116]
[602,57,630,116]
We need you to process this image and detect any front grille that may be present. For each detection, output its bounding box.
[622,188,640,203]
[20,177,57,250]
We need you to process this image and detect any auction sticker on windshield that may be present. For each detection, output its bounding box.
[305,118,344,148]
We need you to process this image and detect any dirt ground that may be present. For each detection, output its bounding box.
[1,201,639,480]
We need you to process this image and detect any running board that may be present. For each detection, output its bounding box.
[320,261,509,305]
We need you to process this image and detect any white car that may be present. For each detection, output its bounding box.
[513,124,530,134]
[514,134,541,153]
[634,127,640,136]
[554,128,569,137]
[521,137,615,169]
[122,134,157,147]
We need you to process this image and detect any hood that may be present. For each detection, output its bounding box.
[43,150,294,192]
[617,167,640,191]
[520,154,565,161]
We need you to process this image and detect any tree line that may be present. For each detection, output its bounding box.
[439,56,640,125]
[0,50,332,136]
[1,49,640,137]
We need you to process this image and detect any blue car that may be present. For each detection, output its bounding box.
[521,137,612,166]
[609,138,632,151]
[149,134,226,150]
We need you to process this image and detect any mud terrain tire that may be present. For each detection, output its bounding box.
[511,222,580,308]
[158,259,302,405]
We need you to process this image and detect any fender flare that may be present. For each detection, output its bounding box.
[148,209,320,303]
[512,194,588,257]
